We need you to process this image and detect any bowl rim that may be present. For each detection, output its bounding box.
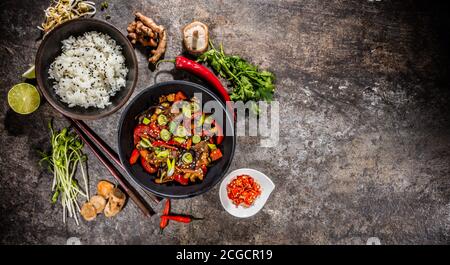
[35,18,138,120]
[117,80,236,199]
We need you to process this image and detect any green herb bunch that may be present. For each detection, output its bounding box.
[198,41,275,112]
[39,121,89,225]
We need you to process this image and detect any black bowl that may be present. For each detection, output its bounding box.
[35,18,138,120]
[118,81,236,199]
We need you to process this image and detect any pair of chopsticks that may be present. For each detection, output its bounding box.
[67,117,161,217]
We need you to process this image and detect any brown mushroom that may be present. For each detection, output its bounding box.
[97,180,114,199]
[104,188,126,217]
[183,21,209,55]
[89,195,107,214]
[80,202,97,221]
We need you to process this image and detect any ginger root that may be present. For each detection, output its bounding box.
[127,12,167,64]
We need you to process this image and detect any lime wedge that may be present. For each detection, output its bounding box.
[22,65,36,79]
[8,83,40,114]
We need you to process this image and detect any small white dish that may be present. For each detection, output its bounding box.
[219,168,275,218]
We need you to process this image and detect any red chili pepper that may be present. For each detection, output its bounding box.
[200,164,208,175]
[174,91,187,101]
[160,199,171,233]
[152,140,178,150]
[133,124,159,144]
[133,124,147,145]
[140,156,158,174]
[173,174,189,185]
[210,149,223,161]
[160,56,235,120]
[212,120,224,144]
[160,215,202,223]
[166,139,180,146]
[129,149,140,165]
[185,138,192,150]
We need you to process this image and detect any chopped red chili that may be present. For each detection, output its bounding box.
[227,175,261,207]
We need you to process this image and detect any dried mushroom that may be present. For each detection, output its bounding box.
[89,195,106,214]
[183,21,209,55]
[97,180,114,199]
[80,202,97,221]
[80,181,127,222]
[104,188,126,217]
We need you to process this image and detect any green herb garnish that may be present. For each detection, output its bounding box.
[198,41,276,112]
[39,120,89,225]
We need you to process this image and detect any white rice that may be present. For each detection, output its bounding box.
[48,31,128,109]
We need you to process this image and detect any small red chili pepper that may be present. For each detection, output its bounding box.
[173,174,189,185]
[185,138,192,150]
[160,215,203,223]
[158,56,235,120]
[151,140,178,150]
[129,149,140,165]
[160,199,171,233]
[140,156,158,174]
[200,164,208,175]
[174,91,187,101]
[212,120,224,144]
[166,139,180,146]
[133,123,160,145]
[210,148,223,161]
[133,124,148,145]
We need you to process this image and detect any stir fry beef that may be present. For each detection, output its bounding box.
[129,91,224,185]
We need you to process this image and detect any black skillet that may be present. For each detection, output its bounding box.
[118,80,235,199]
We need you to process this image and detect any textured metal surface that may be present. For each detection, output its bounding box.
[1,0,449,244]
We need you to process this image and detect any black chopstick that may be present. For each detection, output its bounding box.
[69,119,155,217]
[71,119,162,203]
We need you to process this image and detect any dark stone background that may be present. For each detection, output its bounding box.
[1,0,449,244]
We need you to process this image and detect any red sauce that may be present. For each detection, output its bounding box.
[227,175,261,207]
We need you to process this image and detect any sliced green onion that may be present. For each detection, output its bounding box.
[157,150,170,158]
[142,117,151,125]
[155,108,162,114]
[182,103,191,118]
[160,129,171,141]
[204,115,214,125]
[194,113,205,128]
[207,143,217,150]
[168,121,177,134]
[167,158,175,176]
[182,152,193,164]
[192,135,201,144]
[140,138,151,148]
[191,102,200,113]
[157,114,168,125]
[173,137,186,144]
[175,126,188,137]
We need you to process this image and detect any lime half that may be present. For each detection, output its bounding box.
[8,83,40,114]
[22,65,36,79]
